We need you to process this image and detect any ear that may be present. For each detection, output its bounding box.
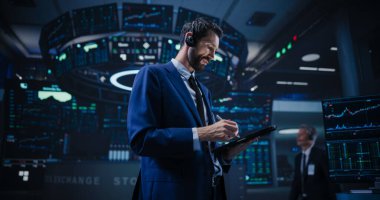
[185,32,193,38]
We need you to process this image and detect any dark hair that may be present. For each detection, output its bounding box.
[179,17,223,46]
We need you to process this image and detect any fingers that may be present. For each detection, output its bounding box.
[218,120,238,137]
[202,120,240,142]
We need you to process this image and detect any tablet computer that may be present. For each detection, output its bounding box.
[213,125,277,154]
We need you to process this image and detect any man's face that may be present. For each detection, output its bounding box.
[296,128,311,147]
[188,31,219,71]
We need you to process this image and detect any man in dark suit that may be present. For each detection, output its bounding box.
[289,124,336,200]
[128,18,254,200]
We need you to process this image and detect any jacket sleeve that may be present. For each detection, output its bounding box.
[127,66,194,158]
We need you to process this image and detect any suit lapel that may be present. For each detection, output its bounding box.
[164,63,203,126]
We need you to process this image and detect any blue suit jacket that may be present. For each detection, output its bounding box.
[128,62,227,200]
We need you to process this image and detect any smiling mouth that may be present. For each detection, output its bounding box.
[201,58,209,64]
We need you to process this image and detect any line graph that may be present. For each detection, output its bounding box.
[322,96,380,136]
[124,11,161,21]
[122,4,173,33]
[325,104,380,119]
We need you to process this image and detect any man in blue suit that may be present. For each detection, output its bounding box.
[128,18,254,200]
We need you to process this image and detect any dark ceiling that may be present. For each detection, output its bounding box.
[0,0,379,100]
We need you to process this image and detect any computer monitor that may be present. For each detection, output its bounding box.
[232,140,273,186]
[212,92,273,186]
[72,3,119,36]
[322,95,380,182]
[174,7,220,34]
[110,36,159,65]
[72,38,109,67]
[212,92,272,135]
[1,80,108,166]
[122,3,173,33]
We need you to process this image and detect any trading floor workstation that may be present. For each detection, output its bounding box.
[0,0,379,199]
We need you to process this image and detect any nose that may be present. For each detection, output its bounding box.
[209,50,215,60]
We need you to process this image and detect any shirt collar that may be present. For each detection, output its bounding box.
[302,143,314,155]
[171,58,194,80]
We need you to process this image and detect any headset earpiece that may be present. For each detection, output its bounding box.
[185,36,195,47]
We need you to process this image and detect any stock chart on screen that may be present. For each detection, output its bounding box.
[322,95,380,182]
[40,12,74,49]
[174,7,220,34]
[123,3,173,33]
[72,3,118,36]
[212,92,272,135]
[322,95,380,139]
[326,138,380,182]
[232,140,272,186]
[220,21,246,56]
[212,92,273,186]
[1,80,121,167]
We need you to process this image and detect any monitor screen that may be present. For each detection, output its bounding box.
[110,36,158,65]
[212,92,273,135]
[1,80,109,165]
[73,38,109,67]
[72,3,119,36]
[220,21,246,56]
[159,37,181,63]
[174,7,220,34]
[122,3,173,33]
[322,95,380,182]
[204,52,230,78]
[322,95,380,139]
[54,46,73,78]
[232,140,273,186]
[40,12,74,48]
[326,138,380,182]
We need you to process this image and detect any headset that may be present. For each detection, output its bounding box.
[185,21,196,47]
[185,35,195,47]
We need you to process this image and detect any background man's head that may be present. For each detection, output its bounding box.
[296,124,317,148]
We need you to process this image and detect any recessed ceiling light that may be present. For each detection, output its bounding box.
[330,47,338,51]
[279,128,299,134]
[276,81,292,85]
[300,66,335,72]
[276,81,308,86]
[318,68,335,72]
[293,82,308,86]
[302,53,320,62]
[299,66,317,71]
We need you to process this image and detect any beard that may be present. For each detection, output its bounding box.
[188,48,208,72]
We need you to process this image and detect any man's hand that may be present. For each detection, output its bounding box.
[197,119,239,142]
[223,138,259,161]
